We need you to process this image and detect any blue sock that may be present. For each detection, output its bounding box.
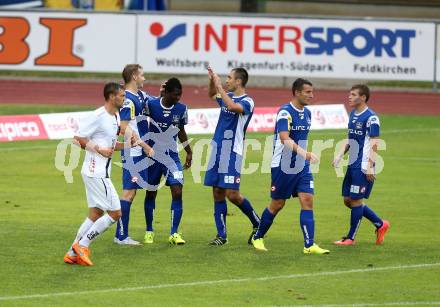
[214,200,227,238]
[115,200,131,240]
[254,208,275,239]
[347,206,363,240]
[170,199,183,235]
[238,198,260,228]
[300,210,315,248]
[363,205,383,228]
[144,197,155,232]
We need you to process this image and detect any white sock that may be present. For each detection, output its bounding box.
[73,217,94,245]
[79,215,116,248]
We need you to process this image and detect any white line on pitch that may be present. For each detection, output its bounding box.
[386,156,440,162]
[0,145,55,152]
[270,301,440,306]
[0,262,439,302]
[310,128,440,136]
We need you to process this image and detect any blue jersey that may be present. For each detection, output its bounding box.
[212,93,254,156]
[347,107,380,169]
[146,97,188,154]
[271,102,311,170]
[119,90,154,157]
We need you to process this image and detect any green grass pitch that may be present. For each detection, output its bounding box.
[1,104,440,306]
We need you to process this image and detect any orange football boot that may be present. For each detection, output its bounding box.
[72,242,93,266]
[375,220,390,245]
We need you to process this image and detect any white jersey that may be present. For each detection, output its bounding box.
[75,106,120,178]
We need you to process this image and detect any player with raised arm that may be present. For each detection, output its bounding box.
[204,66,260,246]
[64,82,132,266]
[143,77,192,245]
[113,64,155,246]
[333,84,389,246]
[251,78,329,255]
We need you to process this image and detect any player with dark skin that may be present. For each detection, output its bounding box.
[145,86,192,211]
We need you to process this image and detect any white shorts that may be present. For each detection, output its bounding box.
[82,174,120,211]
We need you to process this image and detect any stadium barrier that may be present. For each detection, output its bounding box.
[0,105,348,142]
[0,10,438,83]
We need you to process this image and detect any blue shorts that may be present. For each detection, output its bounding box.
[122,154,149,190]
[270,167,314,200]
[147,153,183,190]
[204,149,242,190]
[342,168,374,200]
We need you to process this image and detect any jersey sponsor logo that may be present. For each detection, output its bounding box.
[162,109,172,117]
[291,125,310,131]
[147,20,416,58]
[0,16,87,66]
[221,106,235,115]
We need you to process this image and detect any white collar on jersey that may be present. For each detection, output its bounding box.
[354,107,369,116]
[125,89,139,97]
[160,97,175,110]
[290,102,305,112]
[232,93,247,99]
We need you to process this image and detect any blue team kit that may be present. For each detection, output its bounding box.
[145,97,188,188]
[119,91,380,201]
[270,102,314,200]
[342,108,380,200]
[204,92,254,190]
[120,90,152,190]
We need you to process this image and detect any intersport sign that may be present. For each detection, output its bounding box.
[139,15,435,81]
[0,11,436,81]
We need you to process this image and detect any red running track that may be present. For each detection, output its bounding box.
[0,79,439,115]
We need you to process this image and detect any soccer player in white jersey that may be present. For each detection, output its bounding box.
[204,67,260,246]
[63,82,132,266]
[333,84,389,245]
